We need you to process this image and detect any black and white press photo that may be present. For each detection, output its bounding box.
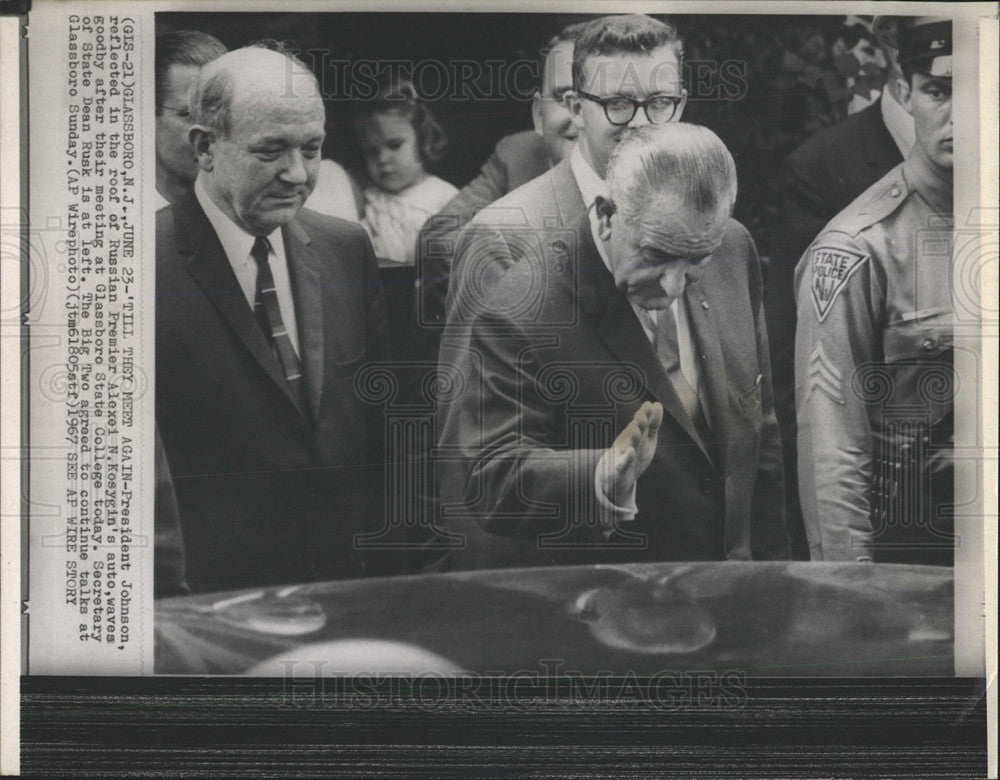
[4,2,995,776]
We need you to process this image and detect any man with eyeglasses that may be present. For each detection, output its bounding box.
[443,14,688,322]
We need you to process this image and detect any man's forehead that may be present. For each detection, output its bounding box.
[233,81,325,116]
[543,40,574,90]
[917,73,952,88]
[231,97,326,139]
[579,46,683,94]
[632,201,727,257]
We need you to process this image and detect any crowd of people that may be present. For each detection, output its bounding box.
[153,13,955,597]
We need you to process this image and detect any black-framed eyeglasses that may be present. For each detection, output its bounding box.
[576,91,683,126]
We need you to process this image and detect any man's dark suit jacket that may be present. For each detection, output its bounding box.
[154,424,188,599]
[156,194,390,594]
[436,209,790,571]
[765,100,903,559]
[416,130,550,330]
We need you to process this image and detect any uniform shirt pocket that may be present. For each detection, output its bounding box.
[883,308,952,363]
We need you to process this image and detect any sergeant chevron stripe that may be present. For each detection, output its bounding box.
[805,341,844,404]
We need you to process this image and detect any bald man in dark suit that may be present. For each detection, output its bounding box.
[156,46,390,593]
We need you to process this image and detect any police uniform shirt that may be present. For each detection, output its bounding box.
[793,154,954,563]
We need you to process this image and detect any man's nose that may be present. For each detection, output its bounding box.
[281,150,309,184]
[659,265,687,298]
[628,105,652,128]
[378,147,394,166]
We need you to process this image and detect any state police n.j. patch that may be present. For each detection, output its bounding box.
[809,245,868,322]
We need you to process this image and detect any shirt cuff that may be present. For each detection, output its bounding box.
[594,453,638,538]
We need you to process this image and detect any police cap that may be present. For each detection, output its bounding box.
[898,17,952,78]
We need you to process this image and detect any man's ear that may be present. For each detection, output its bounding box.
[531,90,544,137]
[565,90,586,131]
[189,125,215,172]
[595,195,615,240]
[897,77,913,116]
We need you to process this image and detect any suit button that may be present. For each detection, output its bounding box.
[699,478,713,495]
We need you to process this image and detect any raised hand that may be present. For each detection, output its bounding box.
[597,401,664,507]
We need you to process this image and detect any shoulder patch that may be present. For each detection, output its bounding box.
[809,245,868,322]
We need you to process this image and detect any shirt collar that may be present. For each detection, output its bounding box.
[902,153,953,215]
[570,144,607,212]
[195,175,283,265]
[155,189,171,212]
[881,84,916,158]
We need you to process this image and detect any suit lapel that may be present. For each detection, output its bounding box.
[547,159,587,226]
[575,216,713,466]
[283,219,324,419]
[175,194,305,416]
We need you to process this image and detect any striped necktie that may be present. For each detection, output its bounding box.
[251,236,304,405]
[653,306,711,442]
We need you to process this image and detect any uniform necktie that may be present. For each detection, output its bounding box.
[251,236,304,403]
[653,307,711,442]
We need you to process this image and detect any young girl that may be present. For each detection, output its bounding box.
[353,80,458,266]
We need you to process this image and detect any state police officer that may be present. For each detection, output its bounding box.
[794,18,954,564]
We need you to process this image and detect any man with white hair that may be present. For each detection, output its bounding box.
[437,123,789,570]
[156,45,390,593]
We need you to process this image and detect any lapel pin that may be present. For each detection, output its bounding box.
[701,300,710,310]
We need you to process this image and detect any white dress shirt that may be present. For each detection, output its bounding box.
[195,176,301,357]
[569,145,706,523]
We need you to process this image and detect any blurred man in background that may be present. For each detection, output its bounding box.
[415,21,586,331]
[155,30,228,208]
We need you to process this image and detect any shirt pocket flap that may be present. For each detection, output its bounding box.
[883,308,952,363]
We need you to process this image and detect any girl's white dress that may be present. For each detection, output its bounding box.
[360,175,458,266]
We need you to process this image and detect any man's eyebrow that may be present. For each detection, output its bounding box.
[249,133,325,147]
[248,135,291,147]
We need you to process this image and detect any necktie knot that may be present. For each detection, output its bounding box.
[251,236,272,268]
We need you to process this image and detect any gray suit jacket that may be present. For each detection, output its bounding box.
[416,130,552,329]
[435,202,789,570]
